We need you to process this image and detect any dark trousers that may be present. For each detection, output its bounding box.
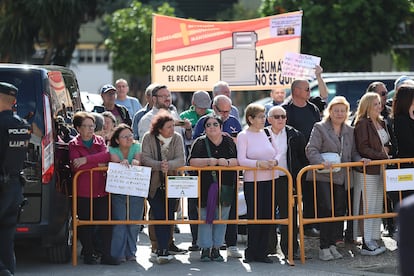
[0,225,15,273]
[0,180,21,274]
[317,182,346,249]
[188,198,198,244]
[275,176,299,255]
[225,187,237,247]
[302,180,318,230]
[244,180,272,260]
[147,188,176,251]
[77,196,113,258]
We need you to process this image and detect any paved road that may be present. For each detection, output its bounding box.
[15,224,399,275]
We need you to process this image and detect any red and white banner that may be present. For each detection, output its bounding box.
[152,12,302,91]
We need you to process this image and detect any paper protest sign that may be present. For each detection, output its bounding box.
[167,176,198,198]
[105,162,151,197]
[281,52,321,79]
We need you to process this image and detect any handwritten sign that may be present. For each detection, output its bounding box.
[167,176,198,198]
[105,162,151,197]
[385,168,414,191]
[281,52,321,79]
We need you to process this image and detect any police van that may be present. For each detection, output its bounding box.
[0,64,82,263]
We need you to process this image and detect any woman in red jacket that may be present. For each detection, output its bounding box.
[69,111,119,265]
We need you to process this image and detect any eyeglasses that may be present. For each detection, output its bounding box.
[104,92,116,96]
[119,134,133,139]
[270,115,287,120]
[81,124,96,129]
[379,91,388,96]
[205,122,220,128]
[215,106,231,114]
[156,94,171,99]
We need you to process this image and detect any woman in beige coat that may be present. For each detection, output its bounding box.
[306,96,364,261]
[141,110,185,264]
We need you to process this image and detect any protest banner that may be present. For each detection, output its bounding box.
[106,162,151,197]
[152,11,302,91]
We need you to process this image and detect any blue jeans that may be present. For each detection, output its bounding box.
[197,206,230,249]
[111,194,144,258]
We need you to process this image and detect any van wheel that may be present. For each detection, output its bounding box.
[47,213,72,263]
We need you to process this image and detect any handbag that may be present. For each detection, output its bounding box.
[317,136,343,173]
[204,138,234,206]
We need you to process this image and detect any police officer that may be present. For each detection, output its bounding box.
[0,82,31,276]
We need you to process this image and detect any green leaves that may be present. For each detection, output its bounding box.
[104,1,175,76]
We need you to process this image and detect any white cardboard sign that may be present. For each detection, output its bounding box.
[281,52,321,79]
[385,168,414,191]
[105,162,151,197]
[167,176,199,198]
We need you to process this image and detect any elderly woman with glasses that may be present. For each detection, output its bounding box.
[306,96,365,261]
[108,123,144,263]
[69,111,119,265]
[237,103,278,264]
[188,114,238,262]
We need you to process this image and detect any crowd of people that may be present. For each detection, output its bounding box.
[67,72,414,267]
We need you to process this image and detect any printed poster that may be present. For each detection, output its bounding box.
[152,12,302,91]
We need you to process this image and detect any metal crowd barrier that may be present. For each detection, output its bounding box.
[71,165,295,266]
[296,158,414,264]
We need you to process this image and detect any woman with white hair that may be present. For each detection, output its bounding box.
[306,96,365,261]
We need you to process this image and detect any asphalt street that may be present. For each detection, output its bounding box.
[14,223,399,276]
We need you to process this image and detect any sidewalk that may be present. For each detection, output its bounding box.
[15,224,399,275]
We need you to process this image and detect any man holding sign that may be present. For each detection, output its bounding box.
[281,64,328,237]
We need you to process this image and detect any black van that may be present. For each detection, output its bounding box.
[0,64,82,263]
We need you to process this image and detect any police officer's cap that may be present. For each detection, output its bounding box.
[0,82,18,97]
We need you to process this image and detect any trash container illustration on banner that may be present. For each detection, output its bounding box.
[220,31,257,86]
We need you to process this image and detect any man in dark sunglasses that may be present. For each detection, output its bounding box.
[266,106,307,262]
[281,65,328,238]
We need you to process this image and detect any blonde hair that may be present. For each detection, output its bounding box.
[245,103,265,126]
[322,96,350,122]
[355,92,382,124]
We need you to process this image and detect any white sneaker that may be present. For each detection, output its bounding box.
[156,249,174,264]
[227,246,242,258]
[329,245,343,259]
[157,255,173,264]
[361,240,385,256]
[319,248,334,261]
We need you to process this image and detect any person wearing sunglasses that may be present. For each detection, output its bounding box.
[266,106,307,262]
[282,78,322,238]
[188,114,238,262]
[192,94,242,258]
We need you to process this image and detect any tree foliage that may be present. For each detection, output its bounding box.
[259,0,412,71]
[0,0,113,65]
[104,1,175,76]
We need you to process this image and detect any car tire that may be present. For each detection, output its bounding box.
[46,212,72,263]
